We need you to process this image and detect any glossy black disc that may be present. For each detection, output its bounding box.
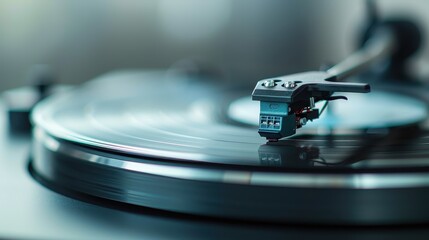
[31,70,429,224]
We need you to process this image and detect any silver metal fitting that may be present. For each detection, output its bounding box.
[284,81,296,89]
[263,79,276,88]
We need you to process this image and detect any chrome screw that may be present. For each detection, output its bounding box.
[263,79,276,88]
[284,81,296,89]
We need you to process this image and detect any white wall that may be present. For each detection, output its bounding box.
[0,0,427,91]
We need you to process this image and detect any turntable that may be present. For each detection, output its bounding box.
[29,11,429,225]
[3,1,429,239]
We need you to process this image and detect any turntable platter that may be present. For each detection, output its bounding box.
[30,71,429,225]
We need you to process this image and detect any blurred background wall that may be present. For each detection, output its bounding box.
[0,0,427,91]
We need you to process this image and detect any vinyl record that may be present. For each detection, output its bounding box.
[31,70,429,225]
